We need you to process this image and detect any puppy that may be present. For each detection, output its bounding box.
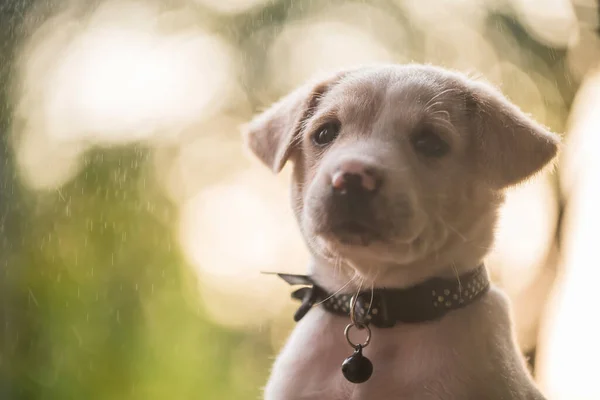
[244,64,559,400]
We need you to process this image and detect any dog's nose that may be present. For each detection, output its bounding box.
[331,160,381,195]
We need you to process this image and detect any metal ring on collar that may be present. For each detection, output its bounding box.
[344,322,371,348]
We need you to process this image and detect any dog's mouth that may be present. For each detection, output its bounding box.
[334,221,371,234]
[329,220,382,246]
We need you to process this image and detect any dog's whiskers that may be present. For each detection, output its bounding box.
[444,221,468,242]
[364,269,379,316]
[430,114,456,132]
[424,100,443,113]
[423,87,460,110]
[432,211,469,243]
[451,262,463,296]
[429,108,451,119]
[353,278,364,312]
[313,274,358,307]
[333,255,350,281]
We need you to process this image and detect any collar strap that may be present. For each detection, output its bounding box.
[275,265,489,328]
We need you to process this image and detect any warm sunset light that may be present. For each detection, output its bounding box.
[2,0,596,398]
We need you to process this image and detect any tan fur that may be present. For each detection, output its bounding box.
[244,64,559,400]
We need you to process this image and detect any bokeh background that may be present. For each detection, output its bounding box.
[1,0,599,399]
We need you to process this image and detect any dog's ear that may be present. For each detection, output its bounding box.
[467,80,561,188]
[243,73,345,173]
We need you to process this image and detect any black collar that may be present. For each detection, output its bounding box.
[274,265,490,328]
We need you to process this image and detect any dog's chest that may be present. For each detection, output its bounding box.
[264,308,447,400]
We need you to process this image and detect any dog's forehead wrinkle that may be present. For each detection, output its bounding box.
[321,85,385,126]
[312,69,469,142]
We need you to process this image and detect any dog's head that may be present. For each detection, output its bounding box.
[244,65,559,281]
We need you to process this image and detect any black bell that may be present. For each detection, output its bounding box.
[341,345,373,383]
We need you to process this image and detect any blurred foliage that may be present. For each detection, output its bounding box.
[0,1,274,399]
[3,148,271,399]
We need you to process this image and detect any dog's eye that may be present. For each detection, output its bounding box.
[411,128,450,158]
[312,123,340,146]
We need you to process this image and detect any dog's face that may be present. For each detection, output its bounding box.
[245,65,559,277]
